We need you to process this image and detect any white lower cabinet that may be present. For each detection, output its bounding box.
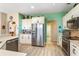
[57,33,62,47]
[70,42,79,56]
[19,34,31,44]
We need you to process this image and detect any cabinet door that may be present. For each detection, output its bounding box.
[63,16,67,29]
[63,16,68,29]
[71,5,79,17]
[24,35,28,44]
[70,46,79,56]
[58,37,62,47]
[37,17,44,24]
[32,17,44,24]
[19,34,23,43]
[19,34,31,44]
[57,33,62,47]
[19,34,26,44]
[63,13,72,29]
[26,34,31,44]
[62,4,79,29]
[22,19,32,30]
[70,43,79,56]
[32,17,38,23]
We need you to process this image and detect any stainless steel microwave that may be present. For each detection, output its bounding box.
[67,17,79,29]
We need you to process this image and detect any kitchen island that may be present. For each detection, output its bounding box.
[0,36,27,56]
[0,36,18,48]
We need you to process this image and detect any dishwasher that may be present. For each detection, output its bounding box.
[6,38,18,52]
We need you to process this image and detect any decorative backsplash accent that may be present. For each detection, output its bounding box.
[71,31,79,37]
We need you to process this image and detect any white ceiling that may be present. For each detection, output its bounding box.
[0,3,75,15]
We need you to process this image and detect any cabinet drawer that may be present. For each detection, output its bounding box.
[19,34,32,44]
[70,43,79,56]
[70,46,79,56]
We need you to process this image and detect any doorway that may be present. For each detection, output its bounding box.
[46,20,58,45]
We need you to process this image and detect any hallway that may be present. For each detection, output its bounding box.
[19,42,65,56]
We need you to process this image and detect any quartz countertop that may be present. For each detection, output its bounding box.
[0,36,27,56]
[0,49,27,56]
[70,40,79,46]
[0,36,18,48]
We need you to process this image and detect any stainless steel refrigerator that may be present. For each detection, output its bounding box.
[32,23,44,47]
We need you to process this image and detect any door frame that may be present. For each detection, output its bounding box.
[46,20,58,44]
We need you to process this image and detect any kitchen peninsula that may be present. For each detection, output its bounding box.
[0,35,27,56]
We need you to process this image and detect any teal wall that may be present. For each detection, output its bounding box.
[32,12,65,29]
[45,13,65,32]
[19,14,24,33]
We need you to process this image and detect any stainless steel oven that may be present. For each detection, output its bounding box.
[62,29,71,56]
[62,37,70,56]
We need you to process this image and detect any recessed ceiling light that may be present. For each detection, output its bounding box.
[31,6,34,9]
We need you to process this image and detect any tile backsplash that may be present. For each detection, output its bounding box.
[71,31,79,37]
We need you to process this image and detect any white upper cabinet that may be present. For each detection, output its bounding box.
[63,15,67,29]
[32,17,45,24]
[32,17,38,23]
[63,4,79,29]
[22,19,32,30]
[63,14,71,29]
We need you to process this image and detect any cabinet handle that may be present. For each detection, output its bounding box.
[73,49,76,54]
